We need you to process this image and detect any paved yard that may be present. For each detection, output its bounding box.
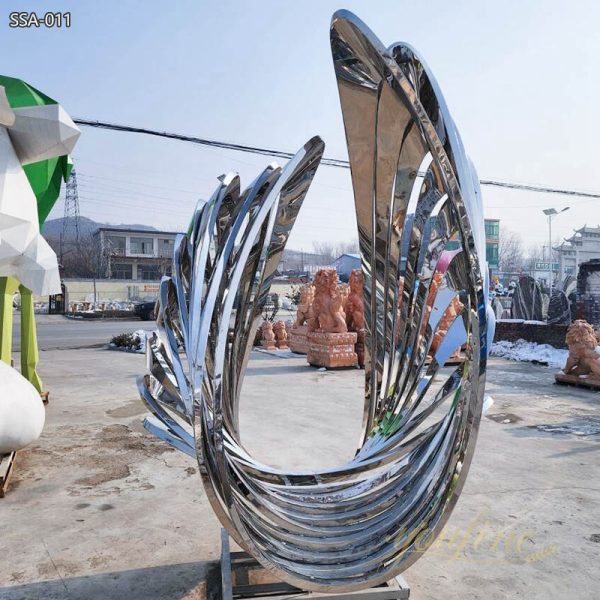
[1,349,599,599]
[10,315,156,351]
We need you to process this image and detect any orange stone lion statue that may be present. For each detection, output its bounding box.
[308,268,348,333]
[345,269,365,332]
[561,320,600,380]
[260,320,276,350]
[293,283,315,327]
[430,295,464,358]
[273,320,289,349]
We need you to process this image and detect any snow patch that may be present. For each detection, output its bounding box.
[491,339,568,368]
[254,348,295,359]
[483,394,494,414]
[108,329,148,354]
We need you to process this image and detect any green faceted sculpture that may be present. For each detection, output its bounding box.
[0,75,80,390]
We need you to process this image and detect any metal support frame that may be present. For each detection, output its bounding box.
[220,530,410,600]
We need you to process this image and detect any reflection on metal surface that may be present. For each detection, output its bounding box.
[138,10,490,592]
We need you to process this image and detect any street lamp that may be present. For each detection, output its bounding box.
[542,207,570,293]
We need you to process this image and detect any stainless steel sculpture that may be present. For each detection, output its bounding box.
[138,10,490,592]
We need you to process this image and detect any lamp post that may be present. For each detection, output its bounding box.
[542,207,570,293]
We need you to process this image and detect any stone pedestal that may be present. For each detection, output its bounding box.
[289,325,309,354]
[355,330,365,368]
[555,371,600,390]
[260,339,276,351]
[307,331,358,368]
[275,338,289,350]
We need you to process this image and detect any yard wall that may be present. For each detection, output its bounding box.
[494,320,568,349]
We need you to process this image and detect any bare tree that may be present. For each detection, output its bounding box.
[312,240,360,264]
[523,243,546,272]
[47,233,107,278]
[312,242,337,264]
[336,240,359,255]
[498,229,524,273]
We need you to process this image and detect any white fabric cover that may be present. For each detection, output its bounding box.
[0,361,45,453]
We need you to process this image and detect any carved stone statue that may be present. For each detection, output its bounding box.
[430,295,464,360]
[308,268,348,333]
[338,282,350,311]
[273,320,289,350]
[260,320,276,351]
[307,268,357,368]
[345,269,365,367]
[290,284,314,354]
[345,269,365,332]
[419,272,443,346]
[556,320,600,387]
[293,283,314,327]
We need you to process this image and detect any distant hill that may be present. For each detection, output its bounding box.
[43,216,158,240]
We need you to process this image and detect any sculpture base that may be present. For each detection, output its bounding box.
[355,329,365,368]
[426,353,465,367]
[219,529,410,600]
[0,451,16,498]
[444,353,465,366]
[307,331,358,368]
[276,341,290,350]
[289,325,309,354]
[261,340,276,351]
[555,372,600,391]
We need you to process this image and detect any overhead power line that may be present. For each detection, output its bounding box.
[74,118,600,200]
[478,179,600,199]
[74,118,348,168]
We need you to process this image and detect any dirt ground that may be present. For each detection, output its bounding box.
[1,349,599,599]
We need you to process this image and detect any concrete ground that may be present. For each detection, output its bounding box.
[10,312,295,351]
[10,315,156,351]
[1,349,599,599]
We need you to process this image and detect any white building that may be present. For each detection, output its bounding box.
[96,227,181,281]
[556,225,600,281]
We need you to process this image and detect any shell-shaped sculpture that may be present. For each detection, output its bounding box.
[138,10,489,592]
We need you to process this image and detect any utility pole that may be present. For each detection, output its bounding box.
[549,220,552,290]
[543,206,570,294]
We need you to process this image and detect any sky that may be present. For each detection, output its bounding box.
[2,0,600,253]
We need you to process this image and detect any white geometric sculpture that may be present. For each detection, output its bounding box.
[0,360,45,453]
[0,85,80,295]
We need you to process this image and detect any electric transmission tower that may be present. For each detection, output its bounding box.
[59,166,80,265]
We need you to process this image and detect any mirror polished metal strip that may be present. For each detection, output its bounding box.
[138,10,491,592]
